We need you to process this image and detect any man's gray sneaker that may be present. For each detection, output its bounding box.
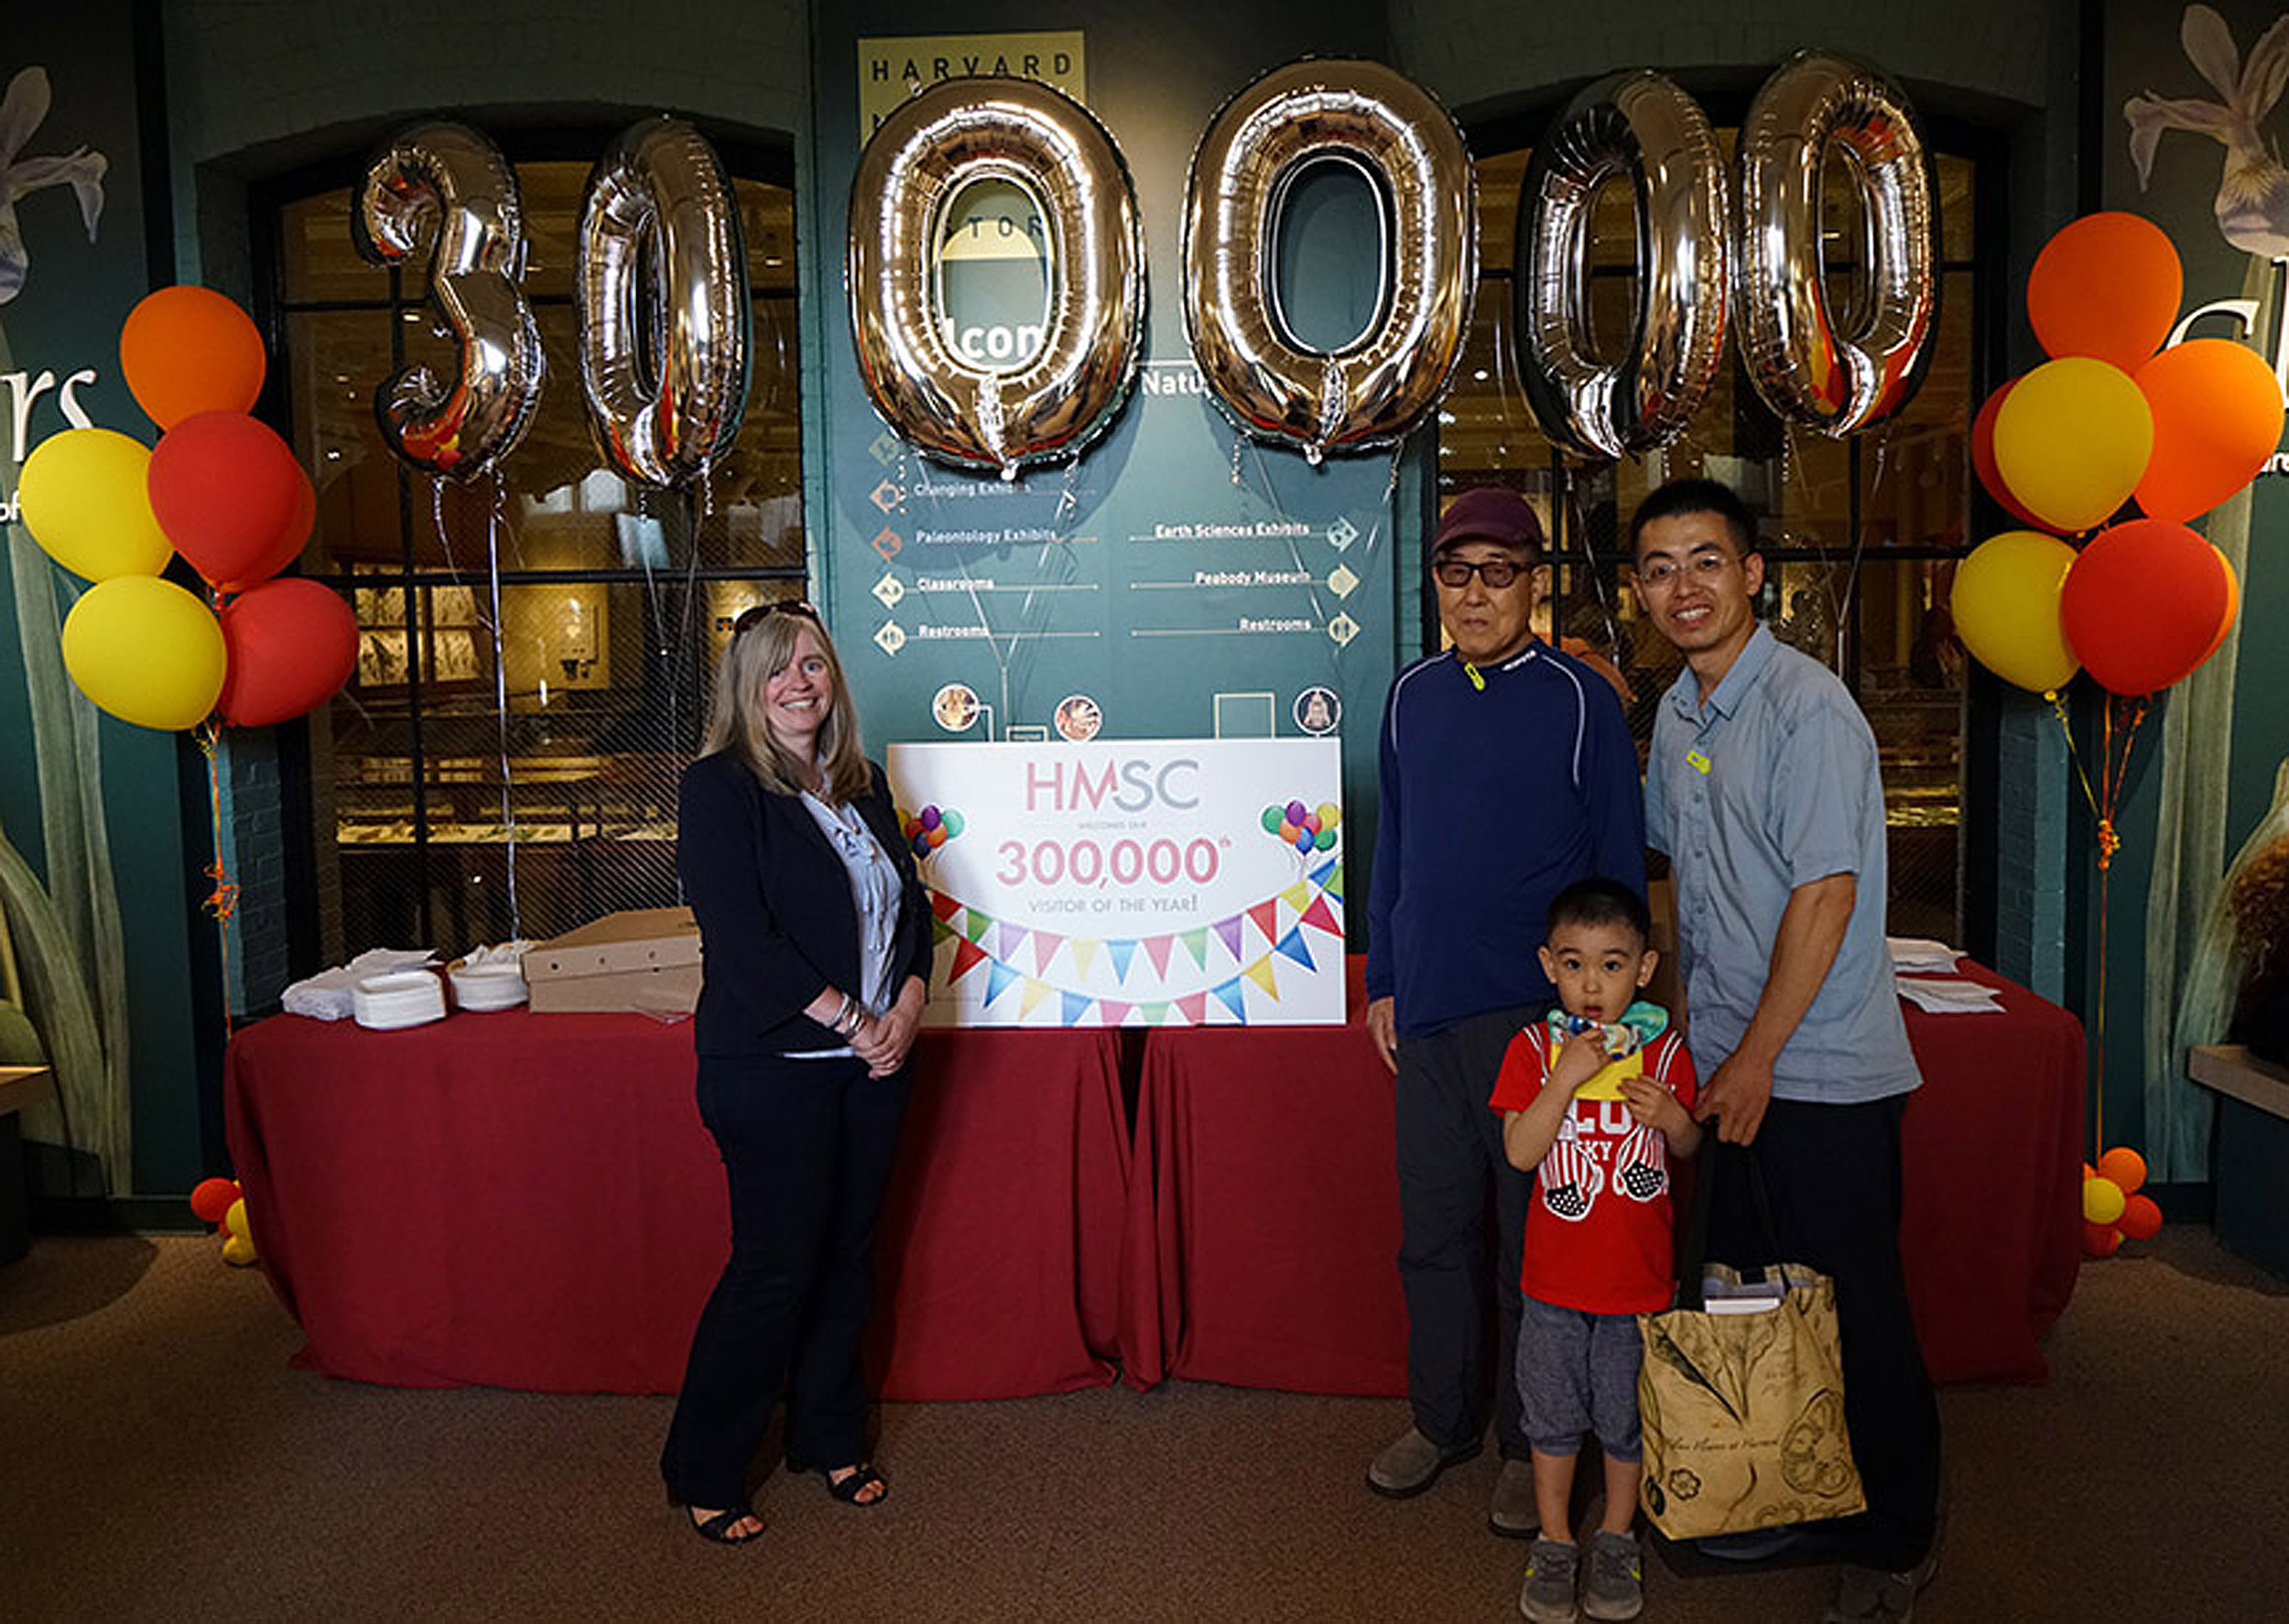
[1518,1536,1579,1623]
[1581,1529,1644,1620]
[1488,1456,1537,1536]
[1366,1425,1481,1497]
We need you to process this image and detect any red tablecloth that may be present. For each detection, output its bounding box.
[224,1012,1128,1399]
[1121,958,2084,1391]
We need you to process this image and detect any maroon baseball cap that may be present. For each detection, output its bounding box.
[1433,487,1545,556]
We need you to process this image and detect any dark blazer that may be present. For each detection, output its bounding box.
[678,749,934,1058]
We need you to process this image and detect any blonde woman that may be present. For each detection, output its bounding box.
[660,600,931,1544]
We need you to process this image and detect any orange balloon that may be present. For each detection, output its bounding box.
[2028,213,2184,373]
[2200,544,2241,665]
[119,287,266,430]
[2096,1146,2148,1195]
[2134,340,2285,521]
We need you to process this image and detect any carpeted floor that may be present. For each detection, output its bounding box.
[5,1225,2286,1620]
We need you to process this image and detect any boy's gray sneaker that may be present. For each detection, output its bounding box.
[1823,1551,1938,1623]
[1518,1537,1579,1623]
[1581,1530,1644,1620]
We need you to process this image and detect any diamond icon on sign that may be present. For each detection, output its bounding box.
[873,573,905,610]
[1327,516,1359,551]
[871,525,903,562]
[1327,613,1361,648]
[870,479,906,514]
[869,431,903,467]
[1328,563,1360,599]
[874,622,906,656]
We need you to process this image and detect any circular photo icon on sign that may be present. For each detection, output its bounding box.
[932,682,981,733]
[1294,686,1341,736]
[1053,693,1102,742]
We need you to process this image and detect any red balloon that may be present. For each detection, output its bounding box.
[1970,380,2054,531]
[2118,1193,2164,1241]
[2134,339,2286,523]
[146,412,315,591]
[2083,1220,2124,1258]
[217,579,359,727]
[2059,521,2235,694]
[189,1175,241,1224]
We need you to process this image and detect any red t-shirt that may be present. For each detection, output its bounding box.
[1488,1023,1698,1315]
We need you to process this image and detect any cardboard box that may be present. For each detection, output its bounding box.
[526,907,702,1015]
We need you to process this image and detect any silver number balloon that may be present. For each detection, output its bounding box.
[1516,70,1729,460]
[1183,60,1476,464]
[577,118,752,487]
[355,123,545,481]
[849,76,1144,480]
[1734,50,1939,436]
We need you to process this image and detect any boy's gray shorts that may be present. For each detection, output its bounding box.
[1514,1293,1644,1460]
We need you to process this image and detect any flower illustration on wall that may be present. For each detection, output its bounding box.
[2125,5,2289,256]
[0,65,108,305]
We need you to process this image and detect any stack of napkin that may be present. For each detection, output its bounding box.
[1887,937,2004,1015]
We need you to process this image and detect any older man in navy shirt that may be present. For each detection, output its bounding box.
[1364,487,1644,1536]
[1633,479,1940,1624]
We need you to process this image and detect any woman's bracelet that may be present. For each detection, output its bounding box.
[829,991,854,1034]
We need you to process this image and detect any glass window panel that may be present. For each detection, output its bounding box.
[280,188,389,305]
[289,309,408,574]
[1938,154,1974,263]
[738,179,797,292]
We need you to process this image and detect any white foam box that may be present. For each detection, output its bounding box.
[525,907,702,1015]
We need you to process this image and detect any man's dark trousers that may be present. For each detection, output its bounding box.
[1393,1001,1547,1458]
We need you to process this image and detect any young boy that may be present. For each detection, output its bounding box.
[1489,878,1699,1623]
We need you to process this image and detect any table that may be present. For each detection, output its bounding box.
[1,1065,56,1266]
[1121,958,2084,1391]
[224,1012,1128,1399]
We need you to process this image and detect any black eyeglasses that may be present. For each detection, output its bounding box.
[732,599,821,635]
[1432,558,1533,590]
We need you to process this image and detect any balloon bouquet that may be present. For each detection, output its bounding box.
[16,286,357,732]
[1950,211,2282,1256]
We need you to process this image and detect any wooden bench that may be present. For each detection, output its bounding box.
[0,1065,55,1265]
[2187,1045,2289,1279]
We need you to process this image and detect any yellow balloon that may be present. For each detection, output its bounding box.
[1951,532,2081,693]
[16,428,175,581]
[1991,357,2153,532]
[221,1233,259,1266]
[1316,802,1341,830]
[59,576,227,731]
[223,1196,248,1240]
[2082,1174,2127,1227]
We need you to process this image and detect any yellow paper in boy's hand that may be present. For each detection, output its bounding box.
[1572,1047,1644,1100]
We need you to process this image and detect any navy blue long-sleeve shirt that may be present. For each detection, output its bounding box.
[1364,643,1646,1040]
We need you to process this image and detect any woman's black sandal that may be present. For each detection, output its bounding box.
[681,1503,764,1544]
[824,1464,888,1506]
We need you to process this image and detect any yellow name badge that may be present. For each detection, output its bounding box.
[1572,1046,1644,1100]
[1686,748,1712,775]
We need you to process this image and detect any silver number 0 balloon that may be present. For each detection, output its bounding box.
[1184,60,1477,464]
[1516,70,1730,460]
[848,76,1144,480]
[354,123,545,482]
[577,117,753,487]
[1733,49,1939,437]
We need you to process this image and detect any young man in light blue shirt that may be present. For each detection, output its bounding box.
[1631,479,1940,1624]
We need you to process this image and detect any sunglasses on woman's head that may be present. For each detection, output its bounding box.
[732,599,821,635]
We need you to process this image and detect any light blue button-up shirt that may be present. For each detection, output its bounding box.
[788,788,901,1058]
[1644,624,1920,1104]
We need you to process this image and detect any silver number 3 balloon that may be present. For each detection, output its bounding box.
[1733,49,1939,437]
[577,117,752,487]
[355,123,546,482]
[848,76,1144,480]
[1516,70,1730,460]
[1184,60,1476,465]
